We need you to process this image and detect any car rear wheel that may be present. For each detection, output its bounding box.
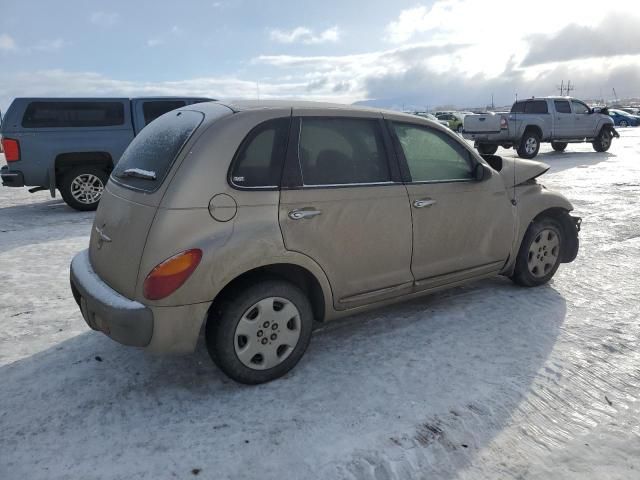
[206,280,313,384]
[477,143,498,155]
[517,130,541,159]
[511,218,563,287]
[60,166,108,211]
[619,120,628,128]
[592,127,613,152]
[551,142,568,152]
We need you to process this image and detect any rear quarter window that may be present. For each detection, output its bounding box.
[21,101,125,128]
[111,110,203,193]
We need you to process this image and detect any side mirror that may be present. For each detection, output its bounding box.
[474,163,491,181]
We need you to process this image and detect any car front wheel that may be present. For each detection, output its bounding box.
[619,120,628,128]
[206,279,314,384]
[511,218,563,287]
[477,143,498,155]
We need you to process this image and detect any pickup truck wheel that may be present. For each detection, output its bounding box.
[477,144,498,155]
[551,142,568,152]
[517,131,541,159]
[511,218,563,287]
[60,166,108,211]
[592,128,613,152]
[206,280,313,384]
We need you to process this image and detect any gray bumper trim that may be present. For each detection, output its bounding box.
[70,249,153,347]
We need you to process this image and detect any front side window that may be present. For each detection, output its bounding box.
[298,118,390,186]
[22,101,125,128]
[554,100,571,114]
[571,100,590,114]
[230,117,290,188]
[392,123,473,182]
[142,100,187,125]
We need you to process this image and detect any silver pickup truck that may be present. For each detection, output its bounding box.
[463,96,618,159]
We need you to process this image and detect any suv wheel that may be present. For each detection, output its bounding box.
[477,143,498,155]
[60,166,108,211]
[206,280,313,384]
[517,130,541,159]
[551,142,568,152]
[511,217,563,287]
[592,127,613,152]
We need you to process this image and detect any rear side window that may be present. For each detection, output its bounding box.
[554,100,571,113]
[111,110,203,192]
[298,118,390,186]
[230,117,290,188]
[524,101,549,114]
[143,100,187,125]
[511,102,526,113]
[21,101,125,128]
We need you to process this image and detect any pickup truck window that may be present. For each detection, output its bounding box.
[393,123,473,182]
[511,102,525,113]
[554,100,571,114]
[111,110,203,192]
[525,101,548,114]
[571,100,590,114]
[21,101,125,128]
[142,100,187,125]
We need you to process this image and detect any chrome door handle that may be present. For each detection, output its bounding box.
[413,199,436,208]
[288,208,322,220]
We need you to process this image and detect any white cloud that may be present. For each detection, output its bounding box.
[33,38,67,52]
[89,11,119,27]
[270,26,340,45]
[146,38,164,48]
[0,33,17,51]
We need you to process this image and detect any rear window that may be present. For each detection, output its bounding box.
[525,101,548,114]
[111,110,203,192]
[21,101,125,128]
[142,100,187,125]
[554,100,571,114]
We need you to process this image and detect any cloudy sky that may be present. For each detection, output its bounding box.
[1,0,639,112]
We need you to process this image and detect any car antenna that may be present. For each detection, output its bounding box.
[511,93,518,206]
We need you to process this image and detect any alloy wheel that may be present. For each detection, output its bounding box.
[70,174,104,205]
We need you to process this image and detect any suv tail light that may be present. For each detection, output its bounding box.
[1,138,20,162]
[500,116,508,130]
[143,249,202,300]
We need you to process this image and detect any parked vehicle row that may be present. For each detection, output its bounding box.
[608,109,640,127]
[0,96,213,210]
[462,96,619,159]
[69,100,581,384]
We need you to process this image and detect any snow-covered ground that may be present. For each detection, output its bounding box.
[1,131,639,480]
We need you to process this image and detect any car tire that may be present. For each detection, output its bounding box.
[517,130,541,159]
[477,144,498,155]
[456,124,463,133]
[551,142,568,152]
[511,217,563,287]
[60,166,108,211]
[619,120,628,128]
[206,279,314,384]
[592,127,613,152]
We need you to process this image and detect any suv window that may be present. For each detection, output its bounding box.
[111,110,203,192]
[230,117,290,188]
[571,100,590,114]
[554,100,571,114]
[21,101,125,128]
[392,123,473,182]
[142,100,187,125]
[524,100,549,114]
[298,118,390,186]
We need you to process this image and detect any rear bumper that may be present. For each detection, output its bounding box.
[70,249,153,347]
[1,166,25,187]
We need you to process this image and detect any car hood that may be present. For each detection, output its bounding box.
[498,157,550,187]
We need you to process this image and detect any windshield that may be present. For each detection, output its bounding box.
[111,110,203,193]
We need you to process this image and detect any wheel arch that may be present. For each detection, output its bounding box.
[53,151,114,188]
[523,124,543,140]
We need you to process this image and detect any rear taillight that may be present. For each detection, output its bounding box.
[500,116,508,130]
[1,138,20,162]
[143,249,202,300]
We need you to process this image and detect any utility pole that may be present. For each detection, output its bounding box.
[566,80,574,96]
[557,80,565,96]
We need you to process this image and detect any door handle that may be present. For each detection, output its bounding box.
[288,208,322,220]
[413,199,437,208]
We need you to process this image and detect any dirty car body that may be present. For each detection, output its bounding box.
[70,100,581,384]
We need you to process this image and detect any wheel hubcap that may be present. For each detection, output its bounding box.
[70,174,104,204]
[234,297,301,370]
[525,137,538,155]
[527,228,560,278]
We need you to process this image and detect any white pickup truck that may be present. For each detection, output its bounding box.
[463,96,618,159]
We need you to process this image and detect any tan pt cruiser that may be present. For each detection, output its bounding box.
[70,101,581,384]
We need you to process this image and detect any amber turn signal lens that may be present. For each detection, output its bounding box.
[143,249,202,300]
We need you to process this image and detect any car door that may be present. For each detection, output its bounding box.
[571,100,597,137]
[553,99,573,138]
[278,111,414,309]
[387,118,514,289]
